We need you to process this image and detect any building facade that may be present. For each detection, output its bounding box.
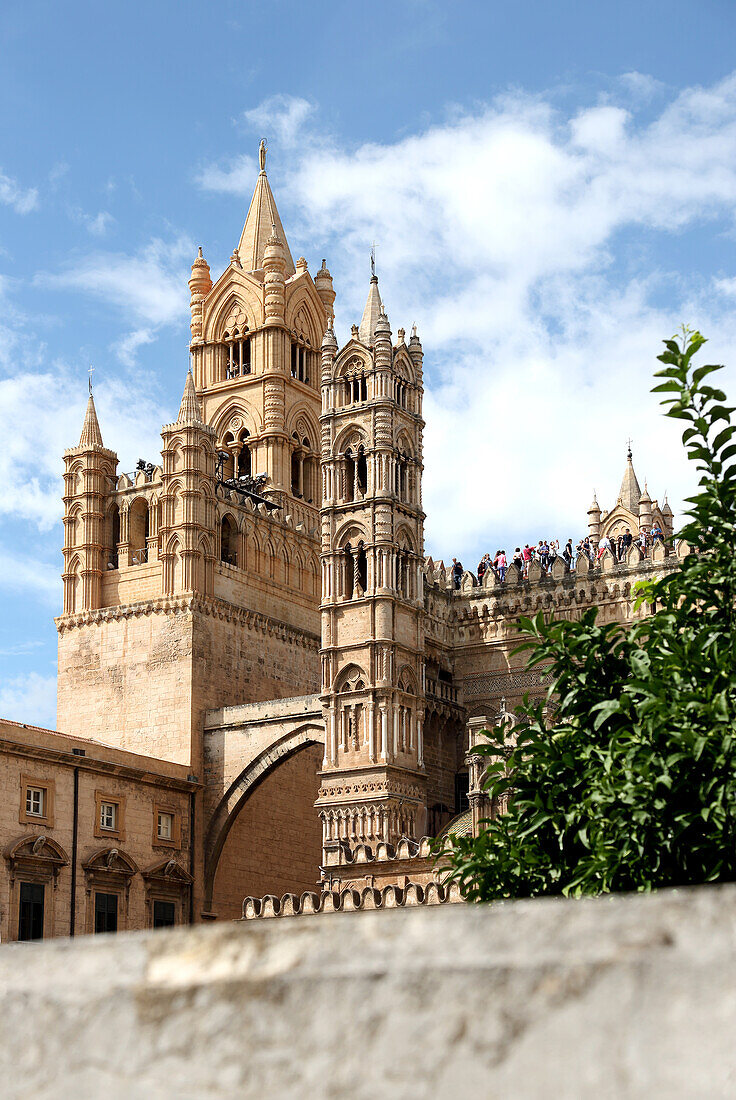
[0,143,683,938]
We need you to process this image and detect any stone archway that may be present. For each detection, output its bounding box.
[204,723,325,915]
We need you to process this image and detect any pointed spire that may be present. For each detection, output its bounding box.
[237,143,295,277]
[79,394,103,448]
[358,271,383,346]
[618,447,642,512]
[177,370,204,426]
[588,491,601,514]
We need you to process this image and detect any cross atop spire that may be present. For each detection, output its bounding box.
[237,142,295,276]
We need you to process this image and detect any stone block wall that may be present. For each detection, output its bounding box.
[210,742,323,918]
[1,884,734,1097]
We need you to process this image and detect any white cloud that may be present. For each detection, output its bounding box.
[196,154,257,197]
[0,169,38,214]
[219,76,736,561]
[243,95,315,148]
[70,208,115,236]
[0,672,57,729]
[618,71,666,103]
[38,235,192,327]
[0,364,170,530]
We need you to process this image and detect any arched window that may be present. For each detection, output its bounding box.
[344,449,355,502]
[221,429,251,482]
[129,499,149,565]
[220,515,237,566]
[108,505,120,569]
[343,544,354,599]
[356,542,368,593]
[224,329,251,379]
[395,454,409,501]
[291,447,301,497]
[356,446,368,495]
[291,342,312,384]
[396,548,410,597]
[342,542,367,599]
[237,442,251,478]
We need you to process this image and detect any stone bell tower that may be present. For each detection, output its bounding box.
[189,139,333,519]
[316,271,427,856]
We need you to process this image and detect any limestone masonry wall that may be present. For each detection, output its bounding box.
[1,884,733,1098]
[211,742,323,918]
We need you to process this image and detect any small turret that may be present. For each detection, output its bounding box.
[188,246,212,343]
[587,492,601,540]
[639,482,652,530]
[314,259,335,324]
[661,495,674,536]
[62,391,118,615]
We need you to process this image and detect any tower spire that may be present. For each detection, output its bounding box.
[358,261,383,346]
[237,142,295,276]
[177,370,204,425]
[79,393,103,448]
[618,443,642,512]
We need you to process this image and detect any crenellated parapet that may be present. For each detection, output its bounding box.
[242,878,462,919]
[241,834,462,919]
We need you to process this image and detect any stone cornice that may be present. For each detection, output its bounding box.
[55,593,319,649]
[0,736,198,790]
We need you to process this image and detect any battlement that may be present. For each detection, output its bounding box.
[424,539,686,597]
[242,879,462,919]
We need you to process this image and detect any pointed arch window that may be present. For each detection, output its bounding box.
[396,546,412,598]
[129,498,150,565]
[291,341,313,385]
[343,540,367,599]
[220,515,238,566]
[107,504,120,570]
[224,328,251,379]
[395,453,409,502]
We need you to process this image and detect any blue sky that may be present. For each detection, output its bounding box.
[2,0,736,727]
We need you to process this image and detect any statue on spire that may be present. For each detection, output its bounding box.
[259,138,267,172]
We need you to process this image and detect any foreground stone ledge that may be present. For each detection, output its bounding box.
[1,885,736,1098]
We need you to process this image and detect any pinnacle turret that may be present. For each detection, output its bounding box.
[177,370,204,425]
[617,447,641,512]
[237,142,295,276]
[358,272,383,346]
[79,394,103,448]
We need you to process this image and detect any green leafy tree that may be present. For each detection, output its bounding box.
[443,330,736,900]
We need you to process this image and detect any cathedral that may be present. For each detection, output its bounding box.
[0,143,681,939]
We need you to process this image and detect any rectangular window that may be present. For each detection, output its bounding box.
[100,801,117,831]
[25,787,45,817]
[18,882,44,941]
[157,812,173,841]
[153,900,176,928]
[94,892,118,934]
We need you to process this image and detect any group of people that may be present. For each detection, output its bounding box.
[450,524,667,589]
